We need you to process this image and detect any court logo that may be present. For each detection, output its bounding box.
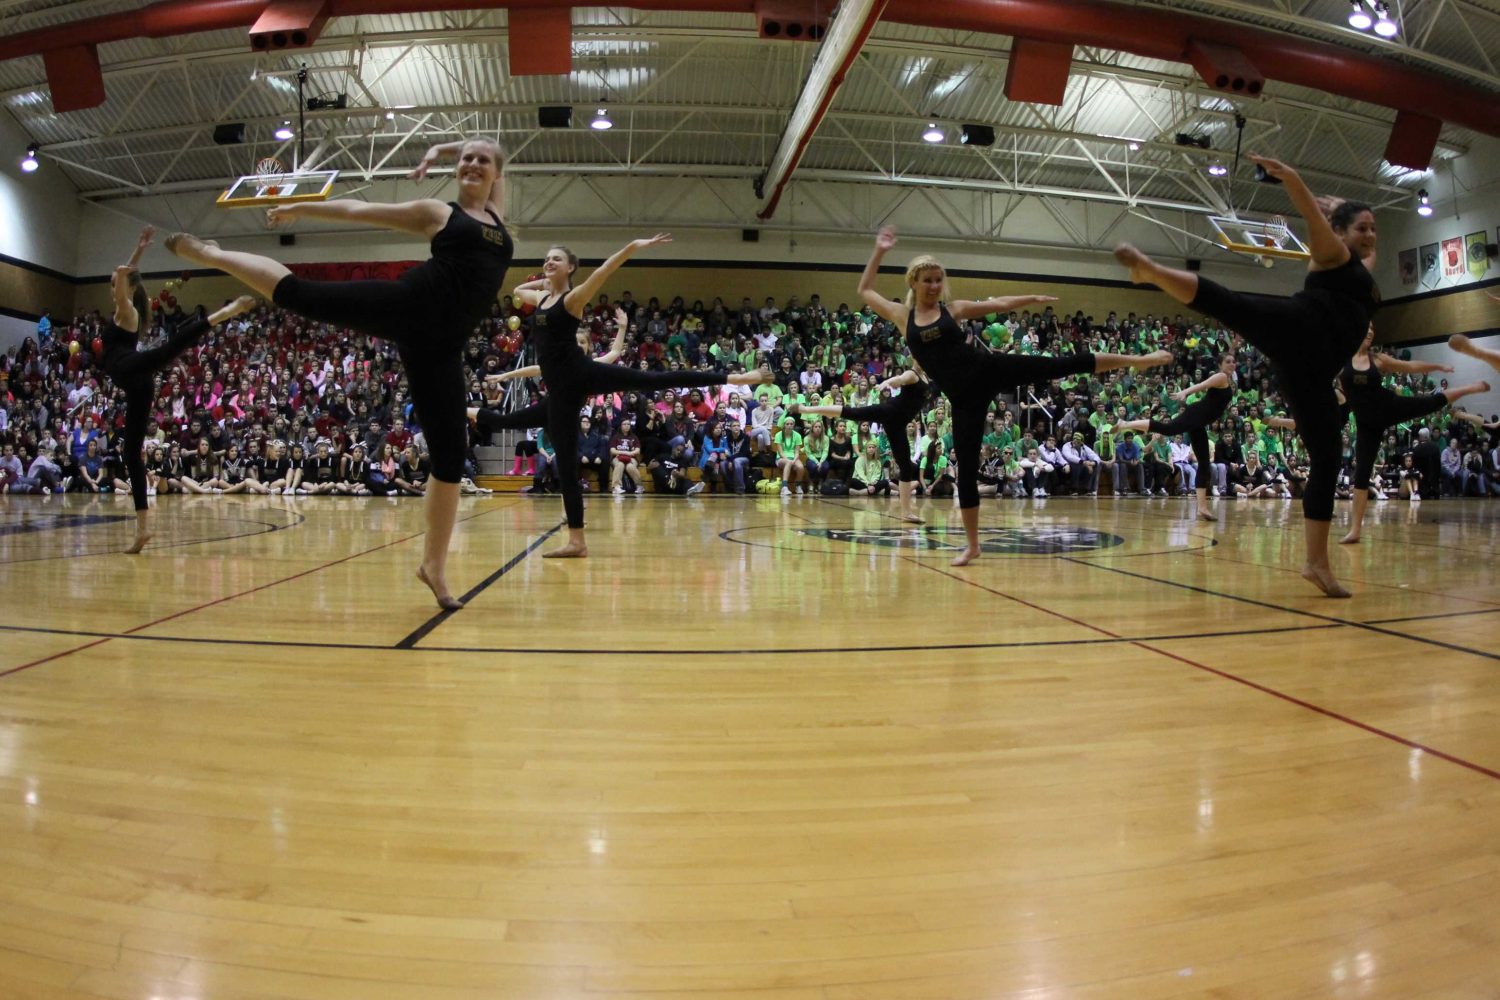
[0,512,132,537]
[799,526,1124,554]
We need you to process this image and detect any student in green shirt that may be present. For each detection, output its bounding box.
[773,417,807,495]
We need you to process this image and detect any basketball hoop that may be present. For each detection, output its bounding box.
[1267,215,1290,249]
[254,157,286,197]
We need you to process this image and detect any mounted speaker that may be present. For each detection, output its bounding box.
[960,124,995,147]
[279,234,296,247]
[1186,258,1202,272]
[213,123,247,145]
[538,106,573,128]
[742,229,760,243]
[755,0,829,41]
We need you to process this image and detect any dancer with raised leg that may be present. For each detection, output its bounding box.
[101,225,256,553]
[1449,332,1500,375]
[1117,352,1237,521]
[467,307,628,435]
[511,238,770,558]
[1114,155,1379,597]
[791,367,933,523]
[860,227,1171,566]
[1287,326,1487,543]
[165,137,512,610]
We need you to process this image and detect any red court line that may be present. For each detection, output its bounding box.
[904,556,1500,783]
[0,638,113,679]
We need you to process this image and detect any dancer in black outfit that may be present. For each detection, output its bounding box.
[165,137,511,609]
[467,307,627,436]
[1118,352,1237,521]
[101,226,255,553]
[860,228,1171,566]
[1114,154,1379,597]
[792,368,933,523]
[1302,326,1485,543]
[513,237,771,557]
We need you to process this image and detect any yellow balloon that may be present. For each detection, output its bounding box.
[68,340,81,355]
[507,315,521,331]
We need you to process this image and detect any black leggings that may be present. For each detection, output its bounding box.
[1148,396,1225,488]
[275,274,468,483]
[103,317,211,512]
[543,360,728,528]
[842,401,921,482]
[935,352,1095,509]
[1350,391,1448,490]
[476,400,548,432]
[1190,278,1364,522]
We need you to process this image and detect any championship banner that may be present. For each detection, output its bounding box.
[1419,242,1440,288]
[1467,231,1490,280]
[1441,237,1466,279]
[1398,248,1417,286]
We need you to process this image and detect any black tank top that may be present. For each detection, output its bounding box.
[1201,379,1233,417]
[100,321,139,373]
[532,294,586,371]
[1339,355,1388,409]
[904,304,971,383]
[405,202,513,333]
[1303,254,1380,327]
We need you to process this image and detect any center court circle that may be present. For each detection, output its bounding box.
[796,526,1125,555]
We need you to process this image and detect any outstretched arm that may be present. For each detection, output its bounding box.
[875,369,919,394]
[599,307,629,364]
[858,228,908,327]
[125,226,154,270]
[1373,353,1453,376]
[949,295,1058,323]
[1264,416,1297,431]
[1249,155,1351,270]
[563,236,672,316]
[267,198,450,238]
[111,265,139,331]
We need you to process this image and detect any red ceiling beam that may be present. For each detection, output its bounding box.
[0,0,1494,148]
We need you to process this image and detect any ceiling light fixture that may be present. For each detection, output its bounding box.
[1347,0,1373,30]
[19,142,38,173]
[1207,160,1228,177]
[922,122,944,143]
[591,107,613,130]
[274,120,294,140]
[1372,2,1398,36]
[1416,188,1433,217]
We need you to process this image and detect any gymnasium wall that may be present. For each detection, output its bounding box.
[1374,133,1500,346]
[1403,334,1500,425]
[0,110,80,351]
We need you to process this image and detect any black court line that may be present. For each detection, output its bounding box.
[1061,557,1500,663]
[905,556,1500,783]
[13,605,1497,658]
[393,521,565,649]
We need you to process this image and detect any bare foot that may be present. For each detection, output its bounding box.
[950,547,981,567]
[1136,350,1173,369]
[542,542,588,559]
[416,565,463,610]
[164,233,220,265]
[1300,563,1351,598]
[1339,532,1361,545]
[1114,243,1154,285]
[1118,419,1150,435]
[1448,333,1473,355]
[900,512,925,524]
[1197,509,1217,522]
[124,532,153,554]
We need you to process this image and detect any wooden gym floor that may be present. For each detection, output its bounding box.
[1,491,1498,998]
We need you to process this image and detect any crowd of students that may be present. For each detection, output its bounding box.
[2,290,1495,503]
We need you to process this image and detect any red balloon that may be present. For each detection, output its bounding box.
[164,293,177,308]
[91,337,104,356]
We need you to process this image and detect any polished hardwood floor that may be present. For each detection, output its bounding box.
[1,490,1498,998]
